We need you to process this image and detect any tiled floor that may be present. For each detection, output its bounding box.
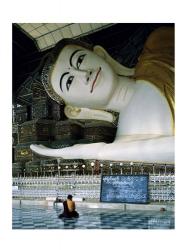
[12,204,174,229]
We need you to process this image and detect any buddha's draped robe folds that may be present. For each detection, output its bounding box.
[135,26,174,125]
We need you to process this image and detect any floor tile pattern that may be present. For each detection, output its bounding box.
[12,204,174,229]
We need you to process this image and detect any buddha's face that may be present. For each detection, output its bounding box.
[50,44,117,109]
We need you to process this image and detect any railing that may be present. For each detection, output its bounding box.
[12,175,101,199]
[149,174,174,202]
[12,174,175,202]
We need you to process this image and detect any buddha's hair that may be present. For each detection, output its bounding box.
[41,38,94,104]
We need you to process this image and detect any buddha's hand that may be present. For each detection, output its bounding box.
[30,142,106,159]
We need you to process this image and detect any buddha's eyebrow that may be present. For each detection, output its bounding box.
[69,49,82,67]
[60,72,69,92]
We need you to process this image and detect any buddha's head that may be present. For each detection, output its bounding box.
[42,38,118,109]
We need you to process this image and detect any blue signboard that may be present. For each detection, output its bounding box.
[100,175,149,204]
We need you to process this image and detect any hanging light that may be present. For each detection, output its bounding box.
[130,162,133,175]
[65,165,68,169]
[165,164,167,174]
[120,163,123,166]
[100,163,103,167]
[91,162,94,167]
[152,164,155,174]
[74,165,77,169]
[82,164,85,168]
[110,163,113,167]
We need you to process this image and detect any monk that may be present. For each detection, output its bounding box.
[58,194,79,218]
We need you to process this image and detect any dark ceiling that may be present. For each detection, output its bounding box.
[13,24,47,93]
[13,23,174,97]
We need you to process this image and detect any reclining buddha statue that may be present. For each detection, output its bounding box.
[30,26,174,163]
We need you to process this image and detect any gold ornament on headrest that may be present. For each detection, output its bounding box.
[41,56,64,105]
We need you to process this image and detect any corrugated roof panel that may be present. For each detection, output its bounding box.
[37,37,48,50]
[52,30,63,43]
[30,23,43,29]
[22,23,35,32]
[90,23,103,29]
[70,23,82,37]
[80,23,92,33]
[56,23,70,28]
[44,33,55,47]
[36,25,49,35]
[16,23,114,51]
[61,26,73,38]
[30,29,42,38]
[101,23,111,27]
[45,23,59,31]
[18,23,28,29]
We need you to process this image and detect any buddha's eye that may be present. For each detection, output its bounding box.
[66,76,74,91]
[76,54,86,69]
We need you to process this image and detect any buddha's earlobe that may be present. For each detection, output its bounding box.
[64,105,116,123]
[64,105,81,118]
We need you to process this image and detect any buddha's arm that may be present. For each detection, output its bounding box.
[30,135,174,163]
[98,135,174,163]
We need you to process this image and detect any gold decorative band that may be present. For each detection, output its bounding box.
[41,56,64,105]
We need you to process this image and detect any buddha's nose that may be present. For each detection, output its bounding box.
[85,70,93,82]
[69,67,94,83]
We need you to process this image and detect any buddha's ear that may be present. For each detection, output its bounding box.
[64,105,116,123]
[93,45,108,60]
[64,105,81,118]
[93,45,135,76]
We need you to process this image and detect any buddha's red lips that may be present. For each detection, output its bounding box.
[90,67,101,93]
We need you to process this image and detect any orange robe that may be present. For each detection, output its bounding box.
[135,26,174,124]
